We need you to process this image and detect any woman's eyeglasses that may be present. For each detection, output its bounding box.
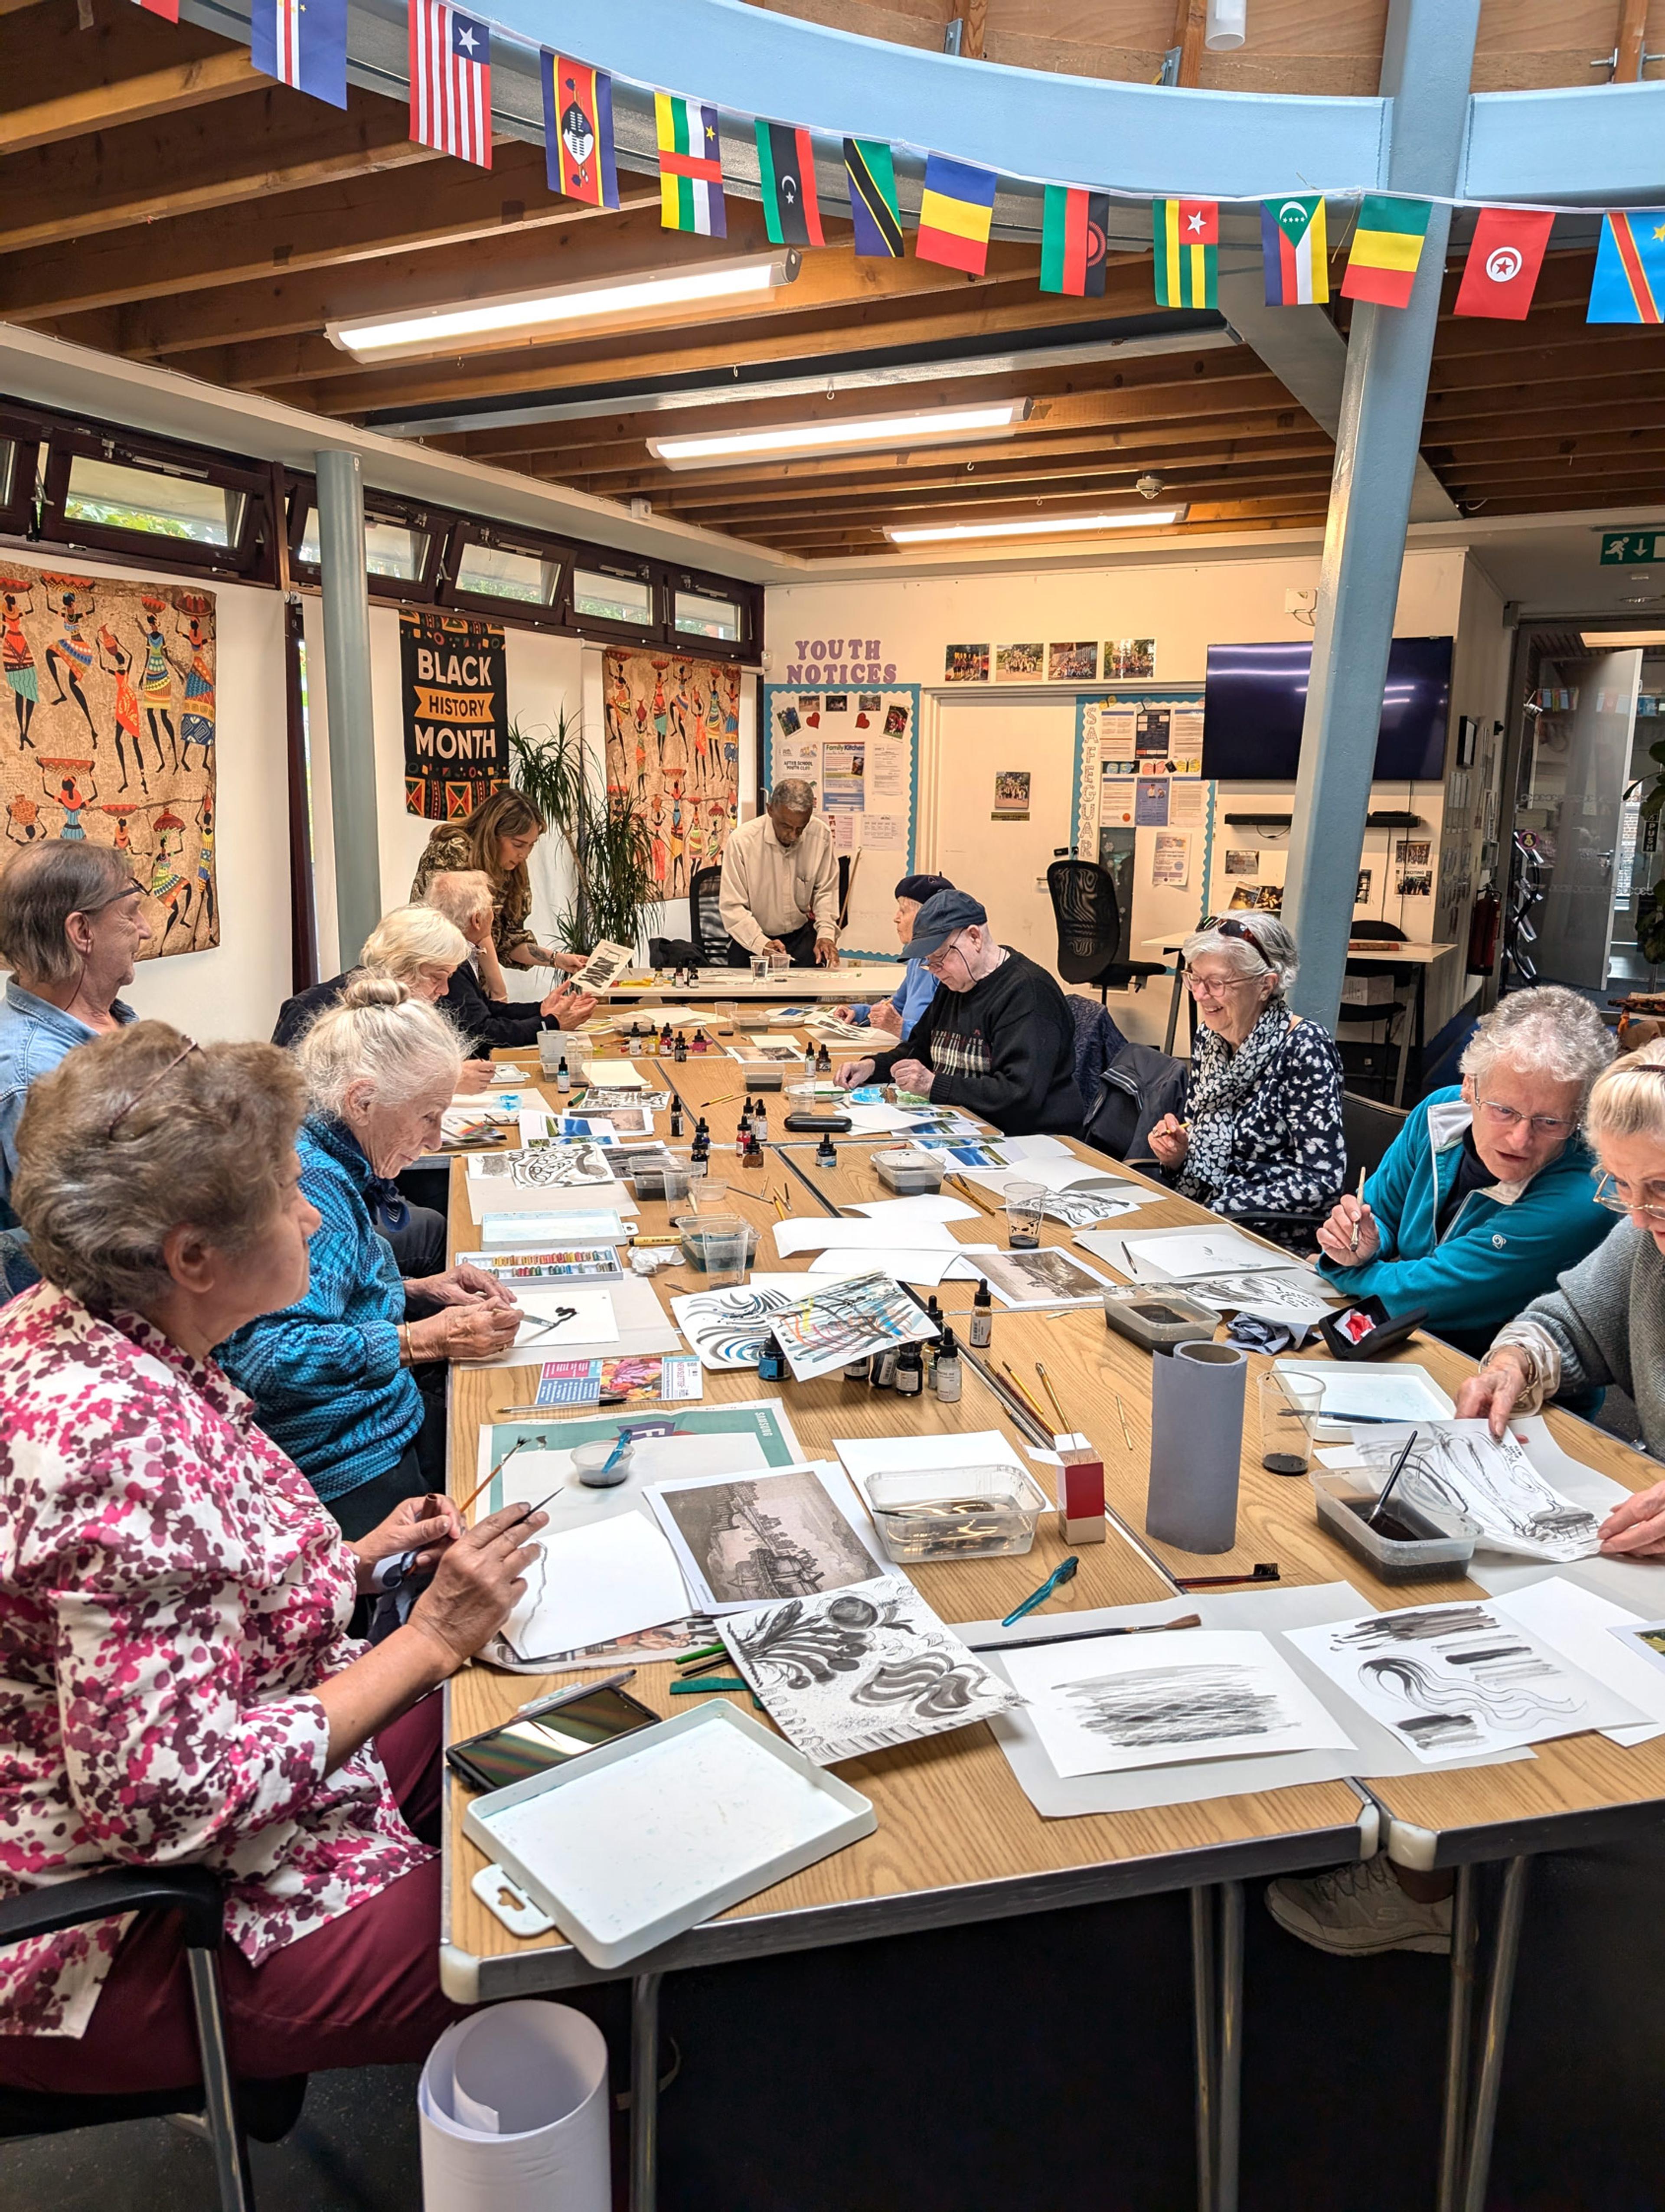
[1592,1170,1665,1223]
[106,1039,200,1138]
[1474,1095,1576,1138]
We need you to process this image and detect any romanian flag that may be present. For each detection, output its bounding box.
[1341,195,1432,309]
[541,53,617,209]
[655,93,725,237]
[845,138,903,259]
[1041,184,1110,297]
[1152,199,1217,309]
[917,154,997,275]
[1261,195,1328,306]
[1589,211,1665,323]
[755,120,824,248]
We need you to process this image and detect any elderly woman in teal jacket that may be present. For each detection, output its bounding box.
[1316,987,1616,1356]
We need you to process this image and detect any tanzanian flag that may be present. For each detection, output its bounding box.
[1261,195,1328,305]
[1341,195,1431,308]
[655,93,725,237]
[1152,198,1217,308]
[1588,212,1665,323]
[755,120,823,248]
[844,137,902,258]
[1041,184,1110,297]
[917,153,997,275]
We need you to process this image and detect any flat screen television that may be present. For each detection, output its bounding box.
[1201,635,1452,782]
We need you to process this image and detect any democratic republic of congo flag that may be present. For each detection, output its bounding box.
[916,154,996,275]
[1261,195,1329,305]
[1588,212,1665,323]
[1152,199,1217,309]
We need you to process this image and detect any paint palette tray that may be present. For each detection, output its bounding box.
[1309,1467,1476,1583]
[867,1464,1049,1563]
[462,1701,875,1968]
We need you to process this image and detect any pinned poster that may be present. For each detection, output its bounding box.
[1134,778,1170,827]
[1100,777,1137,827]
[1151,832,1190,887]
[1168,779,1208,828]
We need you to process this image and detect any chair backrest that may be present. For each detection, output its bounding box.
[689,864,725,963]
[1047,859,1123,984]
[1342,1091,1408,1182]
[1348,919,1408,943]
[0,1227,39,1305]
[1065,993,1127,1104]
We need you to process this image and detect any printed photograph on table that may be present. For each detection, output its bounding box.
[944,642,990,683]
[648,1465,888,1612]
[603,647,741,903]
[979,1247,1113,1307]
[995,641,1045,681]
[1048,641,1099,683]
[1105,638,1156,679]
[0,563,217,957]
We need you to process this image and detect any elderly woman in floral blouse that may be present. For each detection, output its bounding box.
[0,1023,544,2085]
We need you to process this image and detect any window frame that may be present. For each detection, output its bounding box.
[285,477,445,604]
[565,551,663,644]
[667,562,760,651]
[36,421,277,582]
[438,516,575,628]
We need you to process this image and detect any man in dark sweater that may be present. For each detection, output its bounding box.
[837,890,1083,1136]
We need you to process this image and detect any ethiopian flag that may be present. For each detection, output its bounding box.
[917,154,996,275]
[1588,212,1665,323]
[1341,195,1431,309]
[655,93,725,237]
[1261,195,1328,305]
[1152,199,1217,309]
[1041,184,1110,297]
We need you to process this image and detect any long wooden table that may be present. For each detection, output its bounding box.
[440,1016,1665,2212]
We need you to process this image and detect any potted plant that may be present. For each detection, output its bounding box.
[509,706,656,955]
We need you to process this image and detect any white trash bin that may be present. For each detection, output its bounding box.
[419,2002,610,2212]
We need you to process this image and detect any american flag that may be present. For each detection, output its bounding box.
[408,0,491,169]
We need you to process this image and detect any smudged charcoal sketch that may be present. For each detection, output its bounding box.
[670,1281,805,1369]
[769,1269,940,1382]
[1067,1664,1287,1748]
[1181,1270,1336,1322]
[1355,1422,1600,1562]
[1040,1186,1138,1229]
[470,1141,617,1189]
[650,1468,885,1612]
[721,1578,1020,1764]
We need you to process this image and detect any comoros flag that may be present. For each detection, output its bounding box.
[1261,196,1329,306]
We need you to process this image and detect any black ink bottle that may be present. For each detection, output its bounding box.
[756,1331,787,1383]
[894,1340,924,1397]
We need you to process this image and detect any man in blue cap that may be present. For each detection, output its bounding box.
[836,889,1083,1136]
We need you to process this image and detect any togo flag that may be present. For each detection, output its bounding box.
[1261,195,1328,305]
[844,137,902,258]
[656,93,725,237]
[1041,184,1110,297]
[1588,212,1665,324]
[755,120,824,248]
[1341,195,1432,309]
[1152,198,1217,309]
[541,53,618,209]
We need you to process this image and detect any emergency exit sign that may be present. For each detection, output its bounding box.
[1600,530,1665,563]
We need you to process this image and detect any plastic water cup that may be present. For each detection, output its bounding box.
[691,1214,748,1287]
[659,1165,692,1209]
[1004,1180,1046,1249]
[1259,1368,1325,1476]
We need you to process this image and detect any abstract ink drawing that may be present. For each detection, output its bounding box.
[1065,1663,1287,1749]
[1355,1424,1598,1562]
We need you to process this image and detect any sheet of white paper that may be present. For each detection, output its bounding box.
[1491,1575,1665,1745]
[480,1209,632,1246]
[516,1108,555,1144]
[502,1511,691,1660]
[460,1275,680,1368]
[843,1103,940,1134]
[848,1194,978,1228]
[1350,1421,1601,1563]
[772,1216,960,1258]
[1000,1628,1358,1779]
[1274,1360,1455,1436]
[1120,1227,1281,1281]
[806,1245,968,1286]
[483,1287,617,1360]
[490,1064,527,1084]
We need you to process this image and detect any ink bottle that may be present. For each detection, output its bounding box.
[659,1021,673,1052]
[816,1134,837,1170]
[815,1042,832,1075]
[674,1032,688,1063]
[894,1341,924,1397]
[868,1346,898,1389]
[690,1120,710,1178]
[670,1104,684,1139]
[736,1099,753,1157]
[752,1097,769,1140]
[933,1327,962,1403]
[970,1279,993,1349]
[556,1056,570,1095]
[692,1029,709,1055]
[803,1042,817,1078]
[744,1131,765,1169]
[756,1331,787,1382]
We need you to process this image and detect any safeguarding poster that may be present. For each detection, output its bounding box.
[603,648,741,902]
[401,609,508,820]
[0,561,218,958]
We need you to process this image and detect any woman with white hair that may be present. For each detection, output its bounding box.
[421,869,595,1052]
[1318,985,1614,1354]
[271,904,474,1052]
[221,979,522,1533]
[1146,916,1346,1223]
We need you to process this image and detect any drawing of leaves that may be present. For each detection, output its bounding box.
[733,1593,881,1686]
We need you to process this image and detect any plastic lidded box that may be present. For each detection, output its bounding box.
[872,1147,947,1195]
[1309,1466,1477,1582]
[866,1463,1050,1563]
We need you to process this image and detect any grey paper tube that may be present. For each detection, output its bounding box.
[1145,1341,1248,1553]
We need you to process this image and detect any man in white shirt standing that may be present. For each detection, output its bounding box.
[717,778,840,967]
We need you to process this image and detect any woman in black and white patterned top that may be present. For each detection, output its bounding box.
[1146,918,1345,1222]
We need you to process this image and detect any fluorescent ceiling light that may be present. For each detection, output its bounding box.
[328,254,799,363]
[1582,628,1665,647]
[647,400,1031,468]
[885,507,1189,546]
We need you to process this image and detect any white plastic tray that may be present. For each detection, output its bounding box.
[461,1701,875,1969]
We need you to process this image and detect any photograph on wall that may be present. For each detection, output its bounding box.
[1229,882,1284,912]
[995,641,1044,681]
[1356,869,1373,903]
[992,770,1031,820]
[944,642,990,683]
[1397,869,1433,897]
[1224,849,1260,876]
[604,647,741,903]
[401,609,507,821]
[1395,839,1431,867]
[1106,638,1156,680]
[1048,641,1099,683]
[0,563,217,959]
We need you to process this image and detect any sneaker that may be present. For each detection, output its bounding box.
[1265,1856,1452,1957]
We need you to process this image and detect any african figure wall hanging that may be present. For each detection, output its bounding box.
[602,648,741,905]
[0,565,218,957]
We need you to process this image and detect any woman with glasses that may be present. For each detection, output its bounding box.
[1144,918,1345,1229]
[1317,987,1614,1355]
[1459,1041,1665,1523]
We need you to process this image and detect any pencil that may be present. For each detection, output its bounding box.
[969,1614,1201,1653]
[1035,1361,1071,1435]
[947,1173,1001,1219]
[999,1359,1054,1430]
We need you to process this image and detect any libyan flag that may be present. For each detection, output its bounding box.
[1041,184,1111,297]
[755,119,824,248]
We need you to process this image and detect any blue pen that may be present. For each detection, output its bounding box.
[1000,1554,1080,1627]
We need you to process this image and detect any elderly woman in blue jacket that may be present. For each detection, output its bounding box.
[833,873,953,1039]
[1316,986,1615,1356]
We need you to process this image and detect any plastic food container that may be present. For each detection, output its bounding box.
[1309,1466,1476,1582]
[866,1464,1049,1563]
[872,1147,947,1195]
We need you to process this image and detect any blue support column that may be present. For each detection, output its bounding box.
[1280,0,1482,1029]
[315,448,382,965]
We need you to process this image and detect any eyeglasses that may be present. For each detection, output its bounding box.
[106,1039,200,1138]
[1185,971,1260,999]
[1592,1171,1665,1223]
[1474,1095,1576,1138]
[924,932,972,977]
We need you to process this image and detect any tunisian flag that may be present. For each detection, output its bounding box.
[1454,208,1554,319]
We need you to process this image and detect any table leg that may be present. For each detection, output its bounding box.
[1435,1864,1479,2212]
[1459,1857,1529,2212]
[1392,965,1424,1110]
[1189,1888,1217,2212]
[1217,1881,1244,2212]
[630,1970,663,2212]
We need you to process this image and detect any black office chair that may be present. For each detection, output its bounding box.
[688,863,726,966]
[0,1865,306,2210]
[1336,919,1411,1101]
[1207,1089,1409,1252]
[1046,859,1167,1003]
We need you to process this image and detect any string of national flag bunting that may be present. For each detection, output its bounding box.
[134,0,1665,326]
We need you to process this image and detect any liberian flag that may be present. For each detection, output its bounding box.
[251,0,347,108]
[1261,196,1329,305]
[409,0,491,169]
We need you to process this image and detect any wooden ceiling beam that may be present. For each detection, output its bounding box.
[0,83,434,258]
[3,46,262,155]
[749,495,1329,552]
[1427,331,1665,395]
[5,7,258,156]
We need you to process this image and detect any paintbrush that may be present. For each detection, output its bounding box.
[946,1173,1002,1219]
[516,1306,578,1344]
[998,1359,1054,1430]
[456,1431,555,1517]
[1035,1361,1071,1435]
[1350,1161,1368,1255]
[1368,1429,1420,1528]
[1113,1393,1136,1452]
[969,1614,1202,1653]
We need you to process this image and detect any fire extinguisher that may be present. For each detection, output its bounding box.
[1468,882,1500,974]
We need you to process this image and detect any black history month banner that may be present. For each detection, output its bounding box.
[401,608,509,820]
[0,562,217,958]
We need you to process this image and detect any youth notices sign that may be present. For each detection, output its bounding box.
[400,609,508,818]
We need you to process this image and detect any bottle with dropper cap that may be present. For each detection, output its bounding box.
[933,1325,962,1402]
[970,1279,993,1348]
[735,1098,753,1158]
[690,1119,710,1178]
